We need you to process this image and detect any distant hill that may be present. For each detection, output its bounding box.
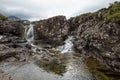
[8,16,20,20]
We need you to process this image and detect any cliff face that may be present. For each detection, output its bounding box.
[33,2,120,72]
[33,16,69,46]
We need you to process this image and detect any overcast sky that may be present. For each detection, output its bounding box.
[0,0,120,21]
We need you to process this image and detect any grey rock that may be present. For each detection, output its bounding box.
[33,16,69,46]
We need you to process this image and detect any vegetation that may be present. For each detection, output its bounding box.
[85,57,120,80]
[0,13,7,21]
[80,12,96,17]
[37,61,66,75]
[36,50,67,75]
[104,2,120,23]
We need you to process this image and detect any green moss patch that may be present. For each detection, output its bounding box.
[36,60,66,75]
[35,50,67,75]
[104,2,120,23]
[85,57,120,80]
[0,13,7,21]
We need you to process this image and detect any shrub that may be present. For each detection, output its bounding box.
[0,13,8,21]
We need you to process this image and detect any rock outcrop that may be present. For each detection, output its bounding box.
[0,20,25,37]
[33,16,69,46]
[70,2,120,72]
[0,34,32,62]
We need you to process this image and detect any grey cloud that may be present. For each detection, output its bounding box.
[0,0,120,21]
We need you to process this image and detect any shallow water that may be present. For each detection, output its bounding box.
[0,54,93,80]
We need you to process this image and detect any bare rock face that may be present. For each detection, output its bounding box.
[0,20,25,37]
[70,8,120,72]
[0,34,32,62]
[33,16,69,46]
[0,19,32,62]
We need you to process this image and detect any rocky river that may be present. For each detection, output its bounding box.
[0,2,120,80]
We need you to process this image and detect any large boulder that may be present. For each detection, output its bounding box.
[33,16,69,46]
[0,20,25,37]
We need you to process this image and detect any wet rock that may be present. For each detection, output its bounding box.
[33,16,69,46]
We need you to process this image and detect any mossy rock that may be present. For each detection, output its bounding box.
[104,2,120,23]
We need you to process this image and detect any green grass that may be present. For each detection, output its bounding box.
[75,12,96,18]
[0,13,7,21]
[104,2,120,23]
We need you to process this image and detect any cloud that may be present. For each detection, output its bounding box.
[0,0,120,21]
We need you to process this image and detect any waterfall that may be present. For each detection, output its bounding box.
[57,36,74,54]
[26,24,34,43]
[25,24,74,54]
[25,24,42,52]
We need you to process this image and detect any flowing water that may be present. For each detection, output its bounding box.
[25,24,42,52]
[26,24,34,43]
[57,36,74,54]
[0,24,94,80]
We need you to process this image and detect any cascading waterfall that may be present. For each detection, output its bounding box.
[57,36,74,53]
[25,24,74,54]
[25,24,41,52]
[26,24,34,43]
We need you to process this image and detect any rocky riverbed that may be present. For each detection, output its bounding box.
[0,2,120,80]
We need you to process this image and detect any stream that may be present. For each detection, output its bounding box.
[0,24,94,80]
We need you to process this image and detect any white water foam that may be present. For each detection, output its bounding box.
[25,24,42,52]
[26,24,34,43]
[57,36,74,54]
[0,36,3,39]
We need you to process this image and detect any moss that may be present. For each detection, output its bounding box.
[85,57,120,80]
[49,50,60,55]
[80,12,93,16]
[36,50,67,75]
[106,12,120,23]
[76,12,96,18]
[0,13,8,21]
[36,59,66,75]
[104,2,120,23]
[93,70,112,80]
